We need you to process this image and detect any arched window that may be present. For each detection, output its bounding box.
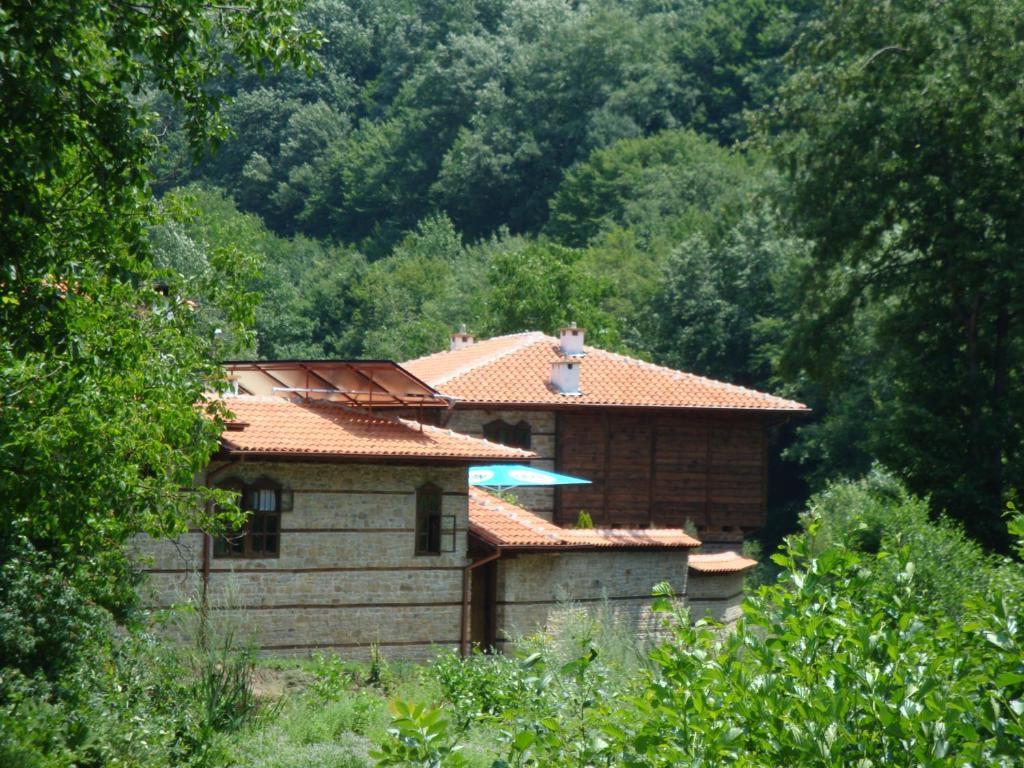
[483,419,531,450]
[415,483,453,555]
[213,476,283,559]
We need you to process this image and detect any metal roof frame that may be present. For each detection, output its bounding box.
[224,360,456,409]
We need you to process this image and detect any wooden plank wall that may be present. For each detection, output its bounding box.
[555,411,767,538]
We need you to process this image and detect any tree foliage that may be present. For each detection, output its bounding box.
[1,0,317,677]
[769,0,1024,546]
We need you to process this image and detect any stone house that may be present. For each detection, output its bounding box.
[403,326,809,548]
[137,361,753,658]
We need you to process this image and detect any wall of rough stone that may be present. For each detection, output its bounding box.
[443,409,557,520]
[491,549,689,649]
[133,461,468,660]
[687,571,746,624]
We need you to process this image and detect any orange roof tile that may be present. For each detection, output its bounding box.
[403,333,808,411]
[219,396,534,461]
[469,487,700,550]
[688,551,759,574]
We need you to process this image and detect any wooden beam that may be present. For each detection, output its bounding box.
[704,425,712,530]
[648,418,657,528]
[602,411,611,523]
[554,412,563,523]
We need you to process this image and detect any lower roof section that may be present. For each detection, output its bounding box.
[469,487,700,551]
[688,551,759,574]
[217,395,535,462]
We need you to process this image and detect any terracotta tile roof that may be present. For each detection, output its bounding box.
[469,487,700,550]
[403,333,808,411]
[688,551,759,574]
[218,396,534,461]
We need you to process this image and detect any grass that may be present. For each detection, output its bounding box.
[220,601,649,767]
[223,653,458,768]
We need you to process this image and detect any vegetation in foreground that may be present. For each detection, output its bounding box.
[372,473,1024,767]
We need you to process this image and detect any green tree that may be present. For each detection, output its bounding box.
[672,0,819,144]
[770,0,1024,546]
[350,215,484,359]
[0,0,317,677]
[548,130,769,358]
[653,202,806,387]
[547,130,756,248]
[158,184,364,360]
[482,240,623,349]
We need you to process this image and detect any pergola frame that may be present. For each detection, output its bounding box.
[224,360,455,410]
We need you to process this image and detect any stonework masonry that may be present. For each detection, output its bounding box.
[686,570,747,624]
[133,458,750,659]
[492,549,689,649]
[133,462,469,660]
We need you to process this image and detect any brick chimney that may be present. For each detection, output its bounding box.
[559,322,585,356]
[449,324,474,351]
[550,359,582,395]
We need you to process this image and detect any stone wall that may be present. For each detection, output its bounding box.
[443,409,557,520]
[687,570,746,624]
[491,549,689,649]
[133,461,469,660]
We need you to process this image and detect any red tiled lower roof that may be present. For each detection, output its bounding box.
[404,333,808,411]
[688,551,759,574]
[218,396,535,461]
[469,487,700,550]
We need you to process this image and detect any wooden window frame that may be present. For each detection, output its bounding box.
[213,476,282,559]
[415,483,455,556]
[483,419,532,450]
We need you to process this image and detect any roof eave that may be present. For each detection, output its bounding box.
[441,400,811,414]
[467,529,699,552]
[216,448,530,464]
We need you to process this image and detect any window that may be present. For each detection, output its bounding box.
[483,419,531,450]
[415,483,455,555]
[213,477,282,558]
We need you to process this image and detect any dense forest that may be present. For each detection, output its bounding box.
[2,0,1023,765]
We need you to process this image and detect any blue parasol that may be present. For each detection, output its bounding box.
[469,464,592,491]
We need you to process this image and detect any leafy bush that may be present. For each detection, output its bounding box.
[378,480,1024,766]
[370,700,467,768]
[310,652,355,701]
[0,542,111,681]
[0,591,265,768]
[804,470,1024,618]
[366,643,392,689]
[573,511,594,529]
[432,650,533,720]
[614,529,1024,766]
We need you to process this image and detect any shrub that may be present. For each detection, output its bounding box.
[0,587,265,768]
[614,528,1024,765]
[379,477,1024,767]
[366,643,391,689]
[573,511,594,529]
[804,469,1024,618]
[309,652,355,701]
[0,542,110,681]
[432,649,533,721]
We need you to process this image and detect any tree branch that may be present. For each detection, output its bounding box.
[861,46,909,69]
